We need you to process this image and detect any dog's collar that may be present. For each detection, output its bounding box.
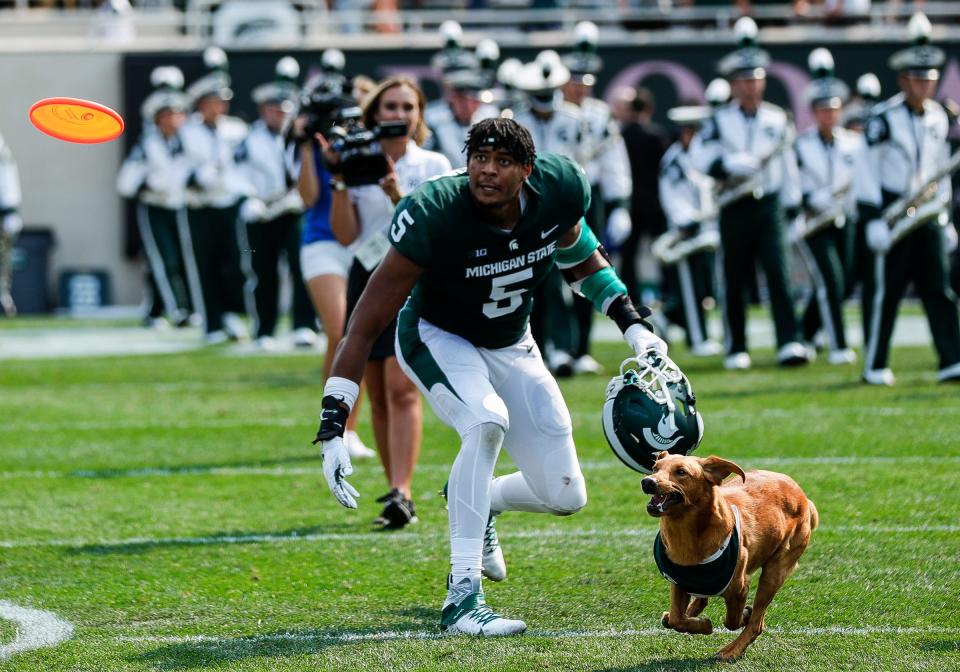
[653,505,741,598]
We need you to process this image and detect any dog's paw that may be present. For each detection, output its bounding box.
[661,612,671,629]
[715,644,742,662]
[699,617,714,635]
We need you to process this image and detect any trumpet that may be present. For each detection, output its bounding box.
[652,225,721,266]
[886,148,960,247]
[715,125,796,210]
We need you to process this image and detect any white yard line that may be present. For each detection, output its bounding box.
[1,455,958,482]
[0,601,73,661]
[1,524,956,551]
[116,624,960,645]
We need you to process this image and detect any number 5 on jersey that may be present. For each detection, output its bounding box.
[483,268,534,318]
[391,208,414,242]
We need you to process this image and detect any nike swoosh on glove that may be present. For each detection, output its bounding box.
[321,436,359,509]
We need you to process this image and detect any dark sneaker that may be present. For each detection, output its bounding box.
[373,488,417,529]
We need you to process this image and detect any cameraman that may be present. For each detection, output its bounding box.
[297,79,375,461]
[315,76,451,529]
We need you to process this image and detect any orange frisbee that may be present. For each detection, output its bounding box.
[29,97,124,144]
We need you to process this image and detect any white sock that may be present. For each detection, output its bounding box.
[448,423,503,581]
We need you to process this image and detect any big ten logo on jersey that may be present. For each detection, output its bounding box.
[391,208,414,242]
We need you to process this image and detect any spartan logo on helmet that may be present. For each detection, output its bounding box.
[602,355,704,474]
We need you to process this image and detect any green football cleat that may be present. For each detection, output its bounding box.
[440,576,526,637]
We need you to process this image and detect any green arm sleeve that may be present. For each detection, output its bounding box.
[571,265,629,314]
[556,219,599,270]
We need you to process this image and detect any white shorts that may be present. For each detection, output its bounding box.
[300,240,353,281]
[395,310,573,443]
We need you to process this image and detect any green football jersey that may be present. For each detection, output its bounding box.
[389,152,591,348]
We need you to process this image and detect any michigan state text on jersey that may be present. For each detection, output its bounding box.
[390,151,590,348]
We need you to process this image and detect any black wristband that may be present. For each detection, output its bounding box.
[606,294,654,334]
[313,395,349,444]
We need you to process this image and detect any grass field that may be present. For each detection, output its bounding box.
[0,331,958,671]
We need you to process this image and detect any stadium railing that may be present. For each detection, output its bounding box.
[1,1,960,48]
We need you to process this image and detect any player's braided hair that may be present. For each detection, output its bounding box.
[464,117,537,167]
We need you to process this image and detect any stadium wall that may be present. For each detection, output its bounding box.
[4,41,960,308]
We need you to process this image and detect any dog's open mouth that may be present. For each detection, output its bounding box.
[647,492,683,516]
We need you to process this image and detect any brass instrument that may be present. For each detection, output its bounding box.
[886,148,960,247]
[652,225,721,266]
[715,125,796,209]
[792,182,853,243]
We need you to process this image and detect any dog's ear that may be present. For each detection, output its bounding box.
[655,451,670,463]
[701,456,746,486]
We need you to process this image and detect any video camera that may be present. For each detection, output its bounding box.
[327,106,409,186]
[299,75,353,138]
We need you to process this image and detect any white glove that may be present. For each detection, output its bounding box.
[723,153,760,178]
[2,213,22,236]
[866,219,891,254]
[943,224,959,254]
[807,188,833,214]
[321,436,359,509]
[624,323,668,357]
[195,164,219,190]
[239,198,267,224]
[605,207,632,248]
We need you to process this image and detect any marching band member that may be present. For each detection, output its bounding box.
[860,13,960,385]
[235,57,317,349]
[116,66,198,329]
[793,48,876,365]
[658,104,722,356]
[0,130,22,317]
[693,17,809,370]
[182,47,250,344]
[561,21,633,373]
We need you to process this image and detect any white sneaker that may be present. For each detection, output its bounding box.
[440,576,526,637]
[345,430,376,459]
[863,368,895,386]
[778,342,812,366]
[724,352,752,370]
[828,348,857,365]
[222,313,248,342]
[205,330,228,345]
[573,354,602,375]
[482,514,506,582]
[691,340,723,357]
[937,362,960,383]
[293,327,318,348]
[256,335,278,351]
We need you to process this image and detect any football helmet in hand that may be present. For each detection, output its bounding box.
[602,354,703,474]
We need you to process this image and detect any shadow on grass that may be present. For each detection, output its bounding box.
[594,660,720,672]
[67,453,319,479]
[918,639,959,653]
[67,523,374,556]
[131,627,436,670]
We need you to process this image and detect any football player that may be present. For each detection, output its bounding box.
[313,118,670,636]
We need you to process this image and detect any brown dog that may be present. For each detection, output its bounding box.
[641,451,818,661]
